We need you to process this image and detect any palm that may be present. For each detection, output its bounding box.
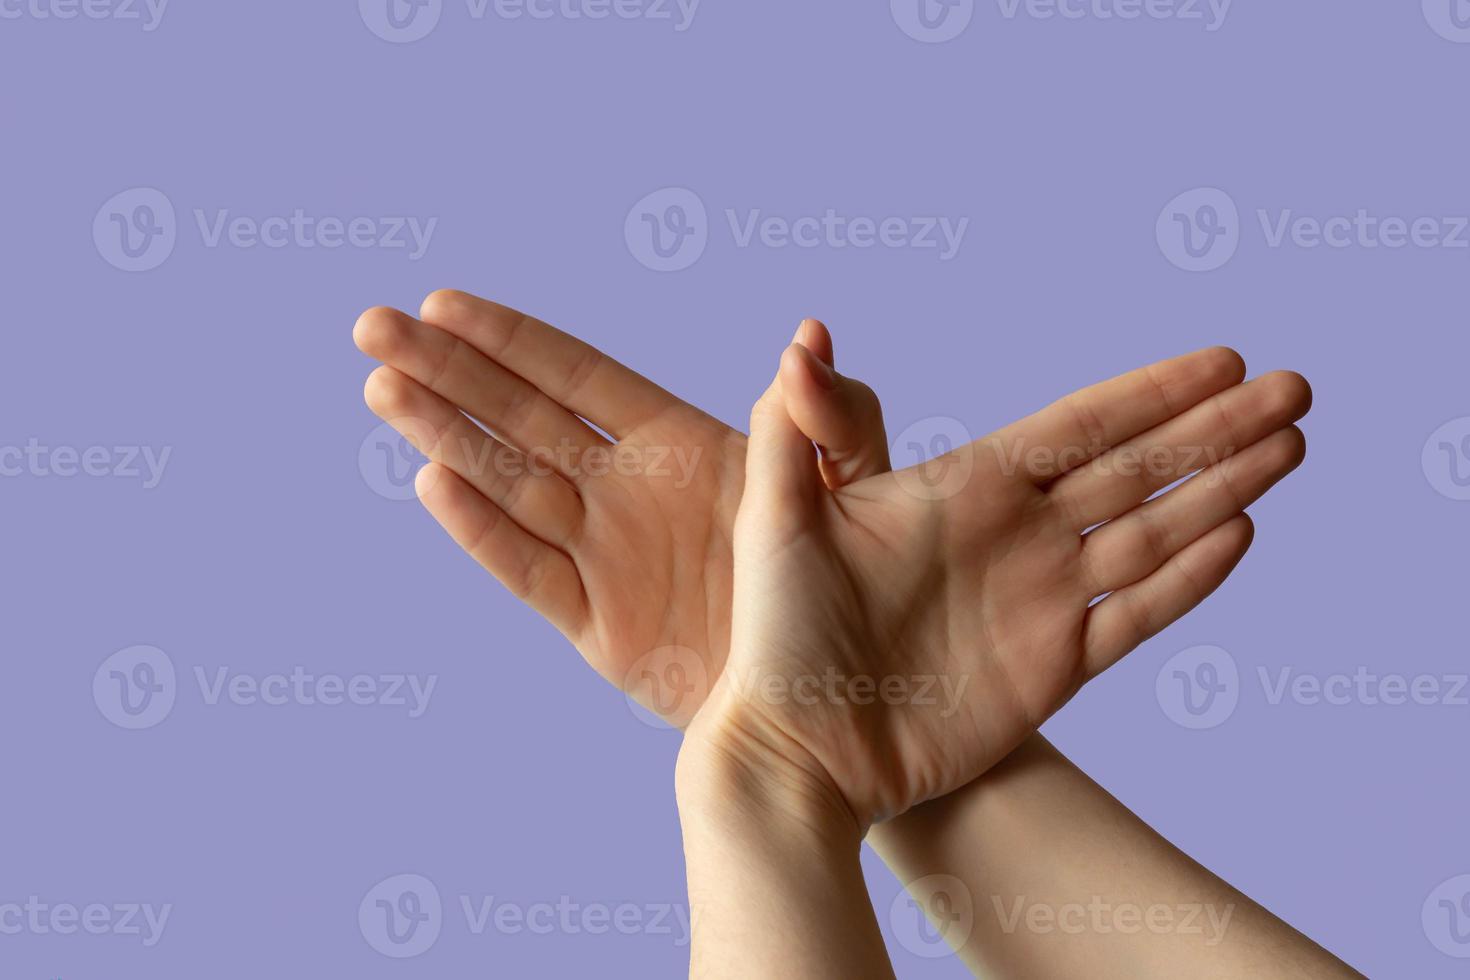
[356,293,1308,789]
[353,292,752,725]
[717,350,1309,824]
[728,465,1091,820]
[568,408,746,709]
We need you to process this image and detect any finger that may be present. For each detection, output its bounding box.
[994,347,1247,483]
[414,462,587,639]
[744,370,821,524]
[794,315,835,366]
[1081,426,1304,597]
[1082,514,1254,676]
[418,290,678,439]
[779,324,891,489]
[1051,370,1312,531]
[355,307,608,483]
[364,366,584,551]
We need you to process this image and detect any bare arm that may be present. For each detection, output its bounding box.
[676,726,896,980]
[869,734,1363,978]
[355,295,1357,978]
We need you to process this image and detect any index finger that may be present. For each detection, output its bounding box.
[418,290,679,440]
[991,346,1247,484]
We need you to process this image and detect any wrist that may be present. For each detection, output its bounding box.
[675,695,897,980]
[675,692,865,852]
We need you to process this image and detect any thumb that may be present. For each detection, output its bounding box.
[744,362,821,524]
[778,319,891,488]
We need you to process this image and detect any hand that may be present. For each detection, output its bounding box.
[685,339,1310,829]
[354,294,883,724]
[354,293,1308,758]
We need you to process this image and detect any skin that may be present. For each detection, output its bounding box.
[872,737,1364,977]
[686,350,1281,830]
[355,290,745,708]
[353,292,1354,976]
[676,736,895,980]
[676,369,1354,978]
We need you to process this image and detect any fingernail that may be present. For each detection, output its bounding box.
[801,345,838,389]
[793,319,811,343]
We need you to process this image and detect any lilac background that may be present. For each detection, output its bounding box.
[3,1,1467,975]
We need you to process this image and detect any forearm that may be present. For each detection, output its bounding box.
[868,734,1361,978]
[676,719,895,980]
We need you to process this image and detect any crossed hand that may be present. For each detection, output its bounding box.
[355,291,1309,828]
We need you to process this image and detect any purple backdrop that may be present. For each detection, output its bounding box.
[3,1,1466,975]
